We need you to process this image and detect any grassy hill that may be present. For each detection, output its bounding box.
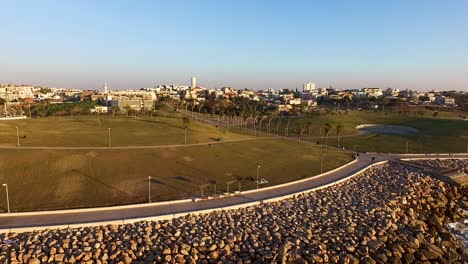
[0,138,351,212]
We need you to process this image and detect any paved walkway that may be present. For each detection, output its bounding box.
[1,153,466,230]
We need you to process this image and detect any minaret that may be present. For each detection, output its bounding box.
[104,83,108,94]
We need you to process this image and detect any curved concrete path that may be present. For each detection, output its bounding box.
[1,153,466,231]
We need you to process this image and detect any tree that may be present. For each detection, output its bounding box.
[111,106,119,117]
[182,116,191,127]
[276,118,281,136]
[296,126,305,142]
[324,123,332,148]
[285,118,291,137]
[335,124,343,147]
[266,114,273,134]
[307,121,313,136]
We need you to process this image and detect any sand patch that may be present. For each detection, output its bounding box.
[357,124,418,135]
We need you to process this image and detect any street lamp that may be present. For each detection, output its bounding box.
[148,176,152,203]
[405,141,409,154]
[15,126,20,147]
[320,154,326,174]
[256,165,261,189]
[108,128,112,147]
[2,184,10,213]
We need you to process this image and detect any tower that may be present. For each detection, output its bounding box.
[191,77,197,88]
[303,82,315,92]
[103,83,108,94]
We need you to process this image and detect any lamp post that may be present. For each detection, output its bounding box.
[405,141,409,154]
[148,176,152,203]
[15,126,20,147]
[2,184,10,213]
[108,128,112,147]
[184,126,188,145]
[256,165,261,189]
[320,154,326,174]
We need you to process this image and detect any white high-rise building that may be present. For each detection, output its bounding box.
[191,77,197,88]
[303,82,315,92]
[103,83,108,94]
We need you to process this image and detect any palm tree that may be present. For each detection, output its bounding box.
[285,118,291,137]
[335,124,343,147]
[258,113,264,135]
[276,118,281,136]
[296,126,305,142]
[266,114,273,134]
[307,121,313,136]
[324,123,332,148]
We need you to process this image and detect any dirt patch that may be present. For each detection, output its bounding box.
[357,124,418,135]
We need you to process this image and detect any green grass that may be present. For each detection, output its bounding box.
[0,138,351,212]
[0,115,253,147]
[272,110,466,136]
[265,111,467,153]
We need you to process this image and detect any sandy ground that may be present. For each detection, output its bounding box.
[356,124,418,135]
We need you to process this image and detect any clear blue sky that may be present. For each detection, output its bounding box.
[1,0,467,91]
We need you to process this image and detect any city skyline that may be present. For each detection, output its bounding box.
[1,0,468,91]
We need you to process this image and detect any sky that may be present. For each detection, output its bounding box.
[1,0,467,91]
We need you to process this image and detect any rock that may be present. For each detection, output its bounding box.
[362,256,377,264]
[122,255,132,264]
[28,258,41,264]
[418,248,442,261]
[208,244,217,251]
[54,254,65,262]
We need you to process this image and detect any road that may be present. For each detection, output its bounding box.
[0,137,272,150]
[1,153,466,230]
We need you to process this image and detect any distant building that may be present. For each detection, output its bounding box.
[362,88,383,98]
[303,82,316,92]
[191,77,197,88]
[435,96,456,106]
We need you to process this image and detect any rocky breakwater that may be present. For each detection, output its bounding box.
[1,162,467,263]
[411,158,468,172]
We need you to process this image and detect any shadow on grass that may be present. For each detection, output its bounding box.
[151,175,193,195]
[71,169,139,200]
[149,178,165,185]
[173,175,191,182]
[138,119,183,129]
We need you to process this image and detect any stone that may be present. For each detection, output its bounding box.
[28,258,41,264]
[54,254,65,262]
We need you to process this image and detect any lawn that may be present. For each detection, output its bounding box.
[0,115,254,147]
[0,138,351,212]
[262,111,467,153]
[269,110,466,137]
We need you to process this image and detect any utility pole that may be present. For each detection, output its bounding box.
[108,128,112,147]
[2,184,10,213]
[15,126,20,147]
[256,165,261,189]
[148,176,152,203]
[320,154,326,174]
